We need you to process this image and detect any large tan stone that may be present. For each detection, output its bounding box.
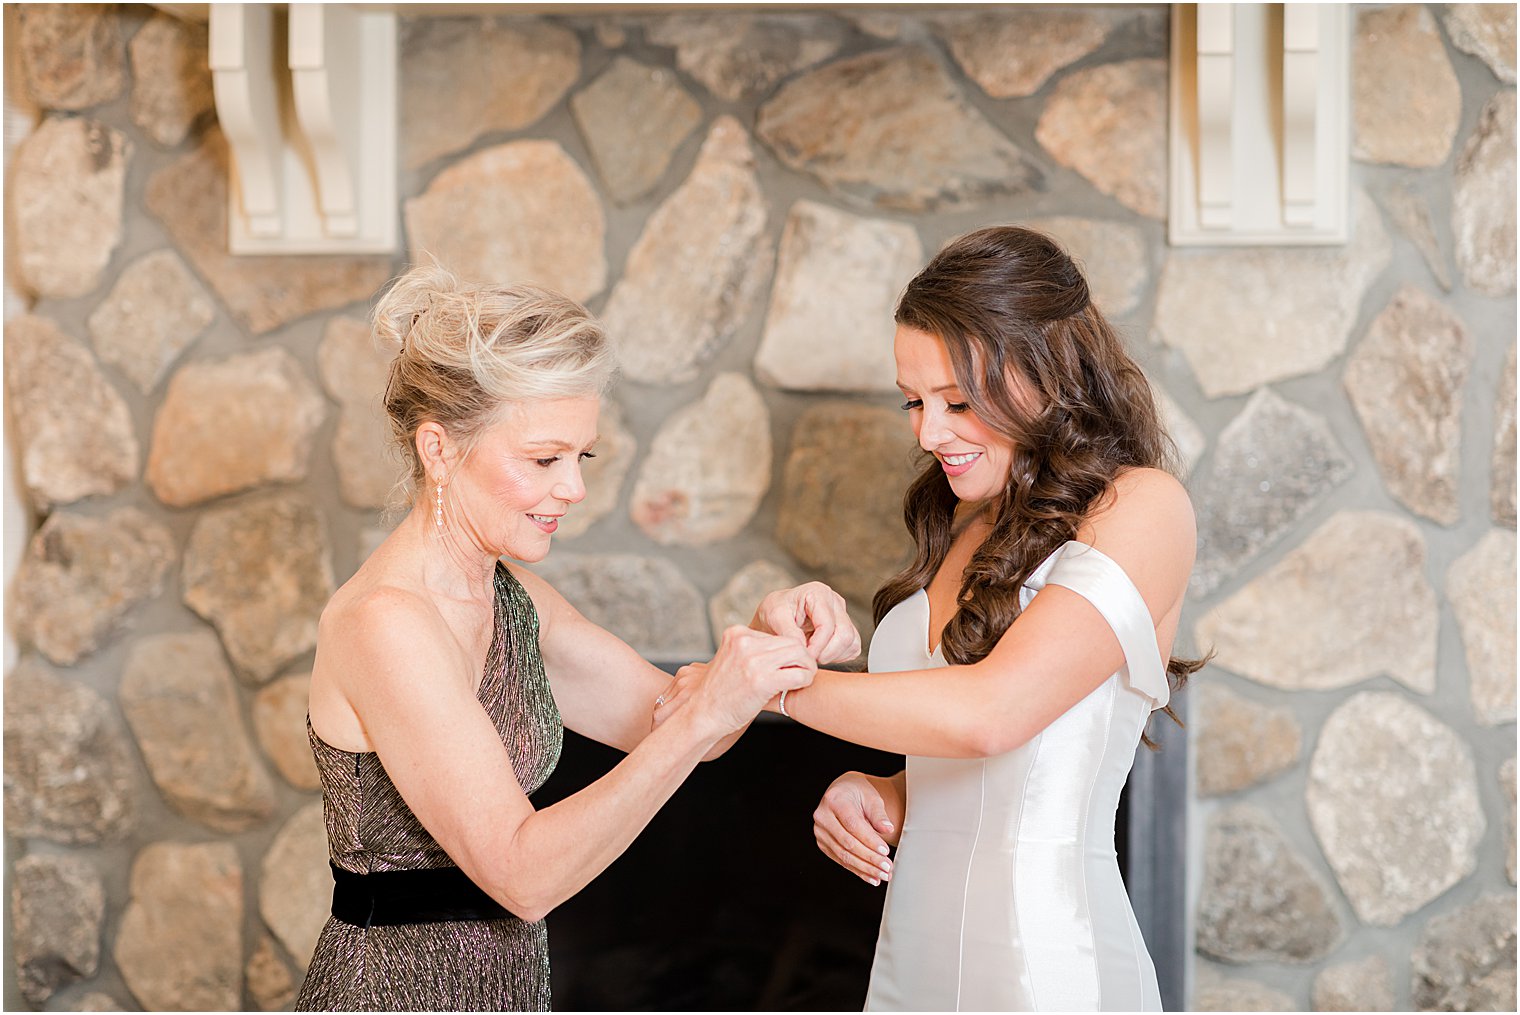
[1155,191,1391,397]
[756,201,922,393]
[129,13,214,147]
[1196,805,1343,963]
[1446,528,1517,726]
[183,492,336,684]
[317,316,404,510]
[11,117,128,299]
[1195,683,1301,797]
[777,403,918,607]
[1193,968,1296,1012]
[10,854,105,1005]
[1453,91,1517,297]
[1312,955,1393,1012]
[570,57,701,205]
[400,17,579,169]
[757,47,1041,213]
[1353,5,1460,167]
[254,672,321,791]
[1344,285,1473,524]
[630,373,772,545]
[404,140,607,304]
[1307,692,1484,926]
[709,560,800,636]
[16,4,125,110]
[147,347,328,507]
[1036,59,1167,218]
[11,508,175,667]
[260,802,330,971]
[121,631,278,832]
[1411,892,1518,1011]
[146,131,392,335]
[555,398,635,541]
[1382,182,1452,292]
[246,934,297,1011]
[88,249,214,393]
[530,554,710,660]
[604,117,770,384]
[934,8,1118,98]
[1197,512,1436,693]
[646,13,843,101]
[115,842,242,1012]
[3,659,136,844]
[1022,216,1148,318]
[1445,4,1517,83]
[1494,343,1517,527]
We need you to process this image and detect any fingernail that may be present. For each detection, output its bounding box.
[881,859,892,872]
[882,821,894,831]
[877,845,890,856]
[881,871,891,881]
[869,877,881,886]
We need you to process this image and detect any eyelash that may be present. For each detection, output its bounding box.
[899,399,969,413]
[534,452,598,468]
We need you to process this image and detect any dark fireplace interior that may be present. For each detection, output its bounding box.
[537,717,1132,1011]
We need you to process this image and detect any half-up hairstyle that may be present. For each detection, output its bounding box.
[872,226,1204,739]
[374,263,616,499]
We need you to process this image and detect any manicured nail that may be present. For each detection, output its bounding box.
[877,845,890,856]
[869,877,881,886]
[880,859,892,872]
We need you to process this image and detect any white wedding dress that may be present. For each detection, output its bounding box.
[864,540,1167,1012]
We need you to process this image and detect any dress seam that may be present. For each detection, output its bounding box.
[1079,678,1117,1010]
[1011,732,1043,1011]
[954,758,987,1012]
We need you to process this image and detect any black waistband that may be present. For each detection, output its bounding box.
[330,862,514,927]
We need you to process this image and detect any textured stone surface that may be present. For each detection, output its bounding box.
[260,802,330,970]
[571,56,701,205]
[1023,216,1148,318]
[1197,805,1343,963]
[1446,4,1517,83]
[1198,512,1436,692]
[73,992,124,1011]
[146,131,392,335]
[121,631,278,832]
[1187,389,1355,596]
[1446,528,1517,726]
[933,9,1116,98]
[11,117,128,299]
[1036,59,1166,218]
[247,934,297,1010]
[88,249,214,393]
[183,492,336,683]
[1503,758,1517,886]
[115,841,242,1012]
[1453,91,1517,298]
[1411,892,1518,1012]
[646,14,843,101]
[756,201,922,393]
[604,117,770,384]
[1195,683,1301,797]
[530,554,710,659]
[709,560,800,636]
[631,373,772,545]
[1154,387,1206,478]
[756,47,1041,213]
[3,658,136,844]
[556,399,635,541]
[404,140,607,303]
[1307,692,1484,925]
[129,13,213,147]
[4,315,138,508]
[1155,192,1391,397]
[318,316,403,510]
[400,17,579,169]
[1344,285,1472,524]
[1353,5,1460,167]
[1494,342,1517,527]
[1193,968,1296,1012]
[1382,183,1452,291]
[148,347,327,507]
[1312,955,1393,1012]
[777,403,919,606]
[254,672,321,791]
[12,508,175,667]
[10,854,105,1004]
[17,4,125,110]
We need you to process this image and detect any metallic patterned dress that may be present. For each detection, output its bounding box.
[296,563,563,1012]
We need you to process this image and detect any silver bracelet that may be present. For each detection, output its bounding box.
[779,688,791,718]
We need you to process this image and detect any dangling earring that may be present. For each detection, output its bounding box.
[434,482,445,531]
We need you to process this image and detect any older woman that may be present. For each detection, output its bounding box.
[295,265,854,1011]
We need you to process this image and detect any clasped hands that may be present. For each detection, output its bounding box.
[651,582,860,734]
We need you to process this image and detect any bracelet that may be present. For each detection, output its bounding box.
[779,688,791,718]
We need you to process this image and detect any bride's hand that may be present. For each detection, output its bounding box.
[813,771,901,886]
[751,582,861,665]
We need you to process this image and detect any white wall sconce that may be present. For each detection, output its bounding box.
[209,3,397,254]
[1170,3,1350,246]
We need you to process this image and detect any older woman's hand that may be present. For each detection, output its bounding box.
[751,582,861,665]
[652,626,814,736]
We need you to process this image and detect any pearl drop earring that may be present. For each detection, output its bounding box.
[434,483,444,531]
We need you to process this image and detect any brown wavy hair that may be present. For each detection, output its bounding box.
[872,226,1204,740]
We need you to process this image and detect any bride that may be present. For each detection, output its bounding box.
[659,225,1203,1011]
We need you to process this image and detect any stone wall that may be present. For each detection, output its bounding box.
[3,4,1514,1011]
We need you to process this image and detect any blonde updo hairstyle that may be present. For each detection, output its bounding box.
[375,264,616,500]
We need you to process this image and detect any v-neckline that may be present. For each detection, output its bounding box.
[913,588,946,661]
